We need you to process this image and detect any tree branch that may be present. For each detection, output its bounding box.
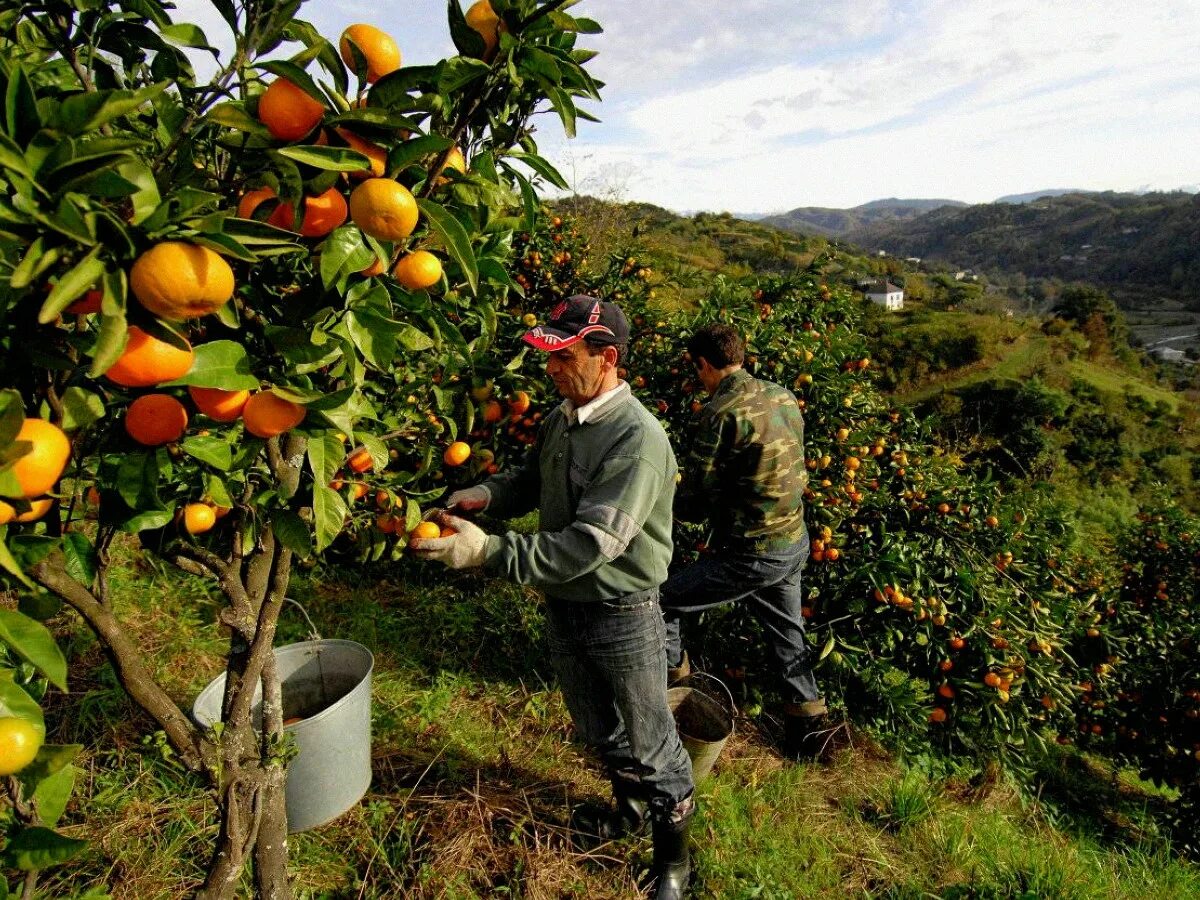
[29,555,211,774]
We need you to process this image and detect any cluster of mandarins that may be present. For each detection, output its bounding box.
[7,9,507,539]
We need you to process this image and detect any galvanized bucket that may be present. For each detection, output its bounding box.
[667,671,735,781]
[192,639,374,833]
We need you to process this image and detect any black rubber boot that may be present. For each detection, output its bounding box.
[782,700,833,762]
[667,650,691,685]
[571,780,648,845]
[645,801,694,899]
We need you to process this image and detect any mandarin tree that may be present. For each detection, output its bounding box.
[0,0,601,895]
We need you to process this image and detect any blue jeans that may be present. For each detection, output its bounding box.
[660,536,824,707]
[545,590,695,814]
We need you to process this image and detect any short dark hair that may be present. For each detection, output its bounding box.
[585,338,628,366]
[687,323,744,369]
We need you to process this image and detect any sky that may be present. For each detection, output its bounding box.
[173,0,1200,215]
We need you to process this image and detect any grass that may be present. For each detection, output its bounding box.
[32,539,1200,898]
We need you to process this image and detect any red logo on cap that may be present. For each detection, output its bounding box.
[549,300,569,320]
[587,301,602,324]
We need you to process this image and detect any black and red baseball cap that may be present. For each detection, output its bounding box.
[522,295,629,351]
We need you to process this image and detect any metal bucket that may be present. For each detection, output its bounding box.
[667,671,735,781]
[192,639,374,833]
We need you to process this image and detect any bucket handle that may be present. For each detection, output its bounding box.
[675,670,737,719]
[284,597,322,642]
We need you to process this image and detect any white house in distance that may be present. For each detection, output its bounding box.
[866,279,904,310]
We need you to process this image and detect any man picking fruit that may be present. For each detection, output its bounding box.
[662,322,831,761]
[411,295,695,899]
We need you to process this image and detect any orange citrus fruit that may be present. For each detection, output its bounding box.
[288,187,348,238]
[508,390,531,416]
[258,78,324,141]
[360,257,386,277]
[9,418,70,498]
[0,717,43,776]
[443,441,471,467]
[335,128,388,179]
[435,146,467,185]
[105,325,195,387]
[237,187,288,225]
[465,1,503,56]
[439,525,457,538]
[349,178,419,241]
[130,241,235,320]
[482,400,503,423]
[392,250,443,290]
[410,521,441,543]
[350,482,369,501]
[125,394,188,446]
[347,448,373,473]
[242,390,306,438]
[928,708,947,724]
[182,502,217,535]
[189,386,251,422]
[339,24,402,84]
[0,497,54,525]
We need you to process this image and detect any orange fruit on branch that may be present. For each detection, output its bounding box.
[125,394,188,446]
[443,441,471,467]
[0,717,43,776]
[188,386,251,422]
[242,391,306,439]
[508,390,531,416]
[349,178,418,241]
[182,502,217,535]
[130,241,235,320]
[339,24,402,84]
[464,0,503,57]
[9,418,70,498]
[392,250,442,290]
[335,128,388,180]
[66,288,103,315]
[105,325,195,387]
[0,497,54,524]
[258,77,325,141]
[347,448,373,473]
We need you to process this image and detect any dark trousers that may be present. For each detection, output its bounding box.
[545,590,695,814]
[660,536,823,707]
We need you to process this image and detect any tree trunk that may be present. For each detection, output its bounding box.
[253,764,291,899]
[197,769,262,900]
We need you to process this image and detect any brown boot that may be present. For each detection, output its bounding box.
[667,650,691,685]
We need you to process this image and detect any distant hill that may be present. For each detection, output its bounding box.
[840,191,1200,305]
[995,189,1089,204]
[760,198,966,237]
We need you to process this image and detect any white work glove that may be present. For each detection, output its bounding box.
[445,485,491,513]
[410,514,493,569]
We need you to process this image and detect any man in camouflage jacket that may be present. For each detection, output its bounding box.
[662,322,830,760]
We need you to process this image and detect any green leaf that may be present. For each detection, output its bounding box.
[506,151,569,190]
[205,102,268,135]
[116,160,162,225]
[31,764,76,827]
[448,0,488,58]
[181,436,233,471]
[38,247,104,324]
[0,670,44,732]
[437,57,491,94]
[345,309,399,369]
[0,610,67,691]
[161,23,218,52]
[396,323,436,352]
[10,237,57,291]
[417,199,478,295]
[5,66,40,146]
[387,134,453,176]
[319,225,370,290]
[61,533,97,589]
[60,387,106,432]
[163,340,259,390]
[16,744,81,788]
[3,826,85,872]
[0,529,35,590]
[277,145,372,172]
[58,82,169,135]
[542,83,577,137]
[311,486,347,554]
[272,509,312,559]
[189,232,256,264]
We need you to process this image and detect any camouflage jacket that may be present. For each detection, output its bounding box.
[676,368,808,552]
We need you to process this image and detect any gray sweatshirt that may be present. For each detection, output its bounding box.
[482,382,678,601]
